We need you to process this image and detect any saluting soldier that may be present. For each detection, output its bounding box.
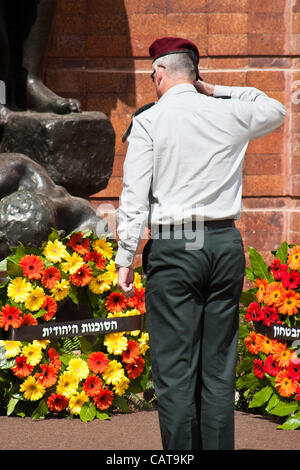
[116,36,286,450]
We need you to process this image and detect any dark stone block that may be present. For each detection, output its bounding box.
[0,110,115,197]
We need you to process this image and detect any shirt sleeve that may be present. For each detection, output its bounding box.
[115,116,153,268]
[213,85,287,140]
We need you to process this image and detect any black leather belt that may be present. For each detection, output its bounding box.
[157,219,235,232]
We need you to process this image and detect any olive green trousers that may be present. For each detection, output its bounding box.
[143,224,245,450]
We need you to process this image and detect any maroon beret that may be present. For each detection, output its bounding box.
[149,36,200,63]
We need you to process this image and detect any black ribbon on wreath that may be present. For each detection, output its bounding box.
[255,322,300,342]
[8,315,146,341]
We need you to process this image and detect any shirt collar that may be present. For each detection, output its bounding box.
[159,83,197,103]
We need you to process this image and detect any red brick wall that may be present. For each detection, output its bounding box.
[45,0,300,267]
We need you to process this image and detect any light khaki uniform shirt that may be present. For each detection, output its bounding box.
[115,83,286,268]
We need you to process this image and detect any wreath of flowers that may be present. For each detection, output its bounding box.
[237,242,300,429]
[0,229,151,422]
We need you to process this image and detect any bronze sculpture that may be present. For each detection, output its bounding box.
[0,0,80,113]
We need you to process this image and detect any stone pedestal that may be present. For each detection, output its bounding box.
[0,111,115,197]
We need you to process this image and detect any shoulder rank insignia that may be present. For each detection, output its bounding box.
[122,102,156,143]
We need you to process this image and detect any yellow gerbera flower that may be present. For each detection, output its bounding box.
[61,252,84,274]
[105,260,118,286]
[0,340,22,358]
[67,357,89,381]
[24,287,45,312]
[22,342,43,366]
[89,273,112,294]
[33,339,50,350]
[20,376,45,401]
[7,277,31,303]
[102,360,125,386]
[93,239,113,259]
[43,239,68,263]
[288,246,300,270]
[51,279,70,301]
[134,272,143,289]
[138,332,150,355]
[56,371,79,398]
[124,308,141,336]
[104,332,128,355]
[68,391,89,415]
[113,376,130,396]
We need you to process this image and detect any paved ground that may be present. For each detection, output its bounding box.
[0,410,299,451]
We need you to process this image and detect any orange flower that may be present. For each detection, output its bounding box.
[42,267,61,289]
[11,355,34,378]
[255,333,274,355]
[125,355,145,379]
[254,278,268,303]
[122,340,141,364]
[36,363,58,388]
[21,313,38,326]
[67,232,91,255]
[19,254,44,280]
[83,375,103,397]
[264,282,285,307]
[0,305,22,331]
[106,292,127,313]
[94,388,114,411]
[69,264,93,287]
[42,296,57,321]
[244,331,259,354]
[278,290,300,316]
[47,393,68,412]
[275,370,298,397]
[88,351,109,374]
[287,245,300,270]
[273,347,292,367]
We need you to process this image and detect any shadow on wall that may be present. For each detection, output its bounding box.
[44,0,136,121]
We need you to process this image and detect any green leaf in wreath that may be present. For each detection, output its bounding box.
[31,398,48,420]
[248,246,271,281]
[277,412,300,430]
[269,400,299,417]
[239,290,258,307]
[80,402,97,422]
[7,397,19,416]
[249,385,273,408]
[265,393,280,413]
[275,241,289,264]
[96,411,111,420]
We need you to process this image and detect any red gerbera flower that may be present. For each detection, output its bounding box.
[260,306,279,327]
[47,393,69,412]
[94,388,114,411]
[11,355,34,378]
[70,264,93,287]
[106,292,127,312]
[125,356,145,380]
[19,254,44,280]
[67,232,91,255]
[83,375,103,397]
[0,305,23,330]
[88,351,109,374]
[287,360,300,381]
[42,266,61,289]
[270,259,287,281]
[42,296,57,321]
[122,340,141,364]
[84,250,106,270]
[36,363,58,388]
[296,386,300,403]
[48,348,61,372]
[21,313,38,326]
[126,288,146,313]
[281,270,300,290]
[264,355,282,377]
[253,358,266,380]
[245,302,262,323]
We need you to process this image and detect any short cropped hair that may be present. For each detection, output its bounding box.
[153,52,196,80]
